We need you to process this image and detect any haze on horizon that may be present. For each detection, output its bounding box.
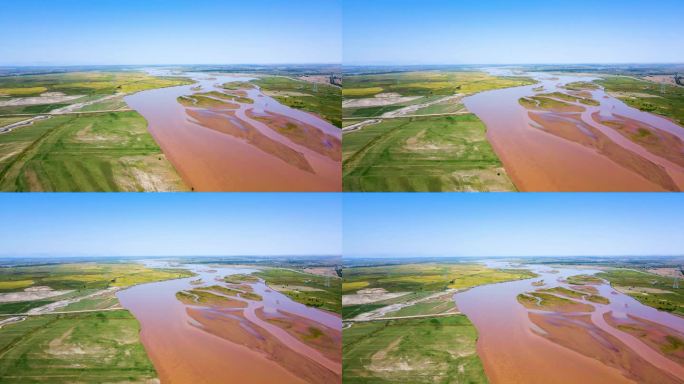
[343,194,684,258]
[0,0,341,66]
[0,194,341,258]
[344,0,683,66]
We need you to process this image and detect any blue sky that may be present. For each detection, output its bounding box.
[344,0,683,65]
[344,193,684,258]
[0,0,341,65]
[0,194,341,257]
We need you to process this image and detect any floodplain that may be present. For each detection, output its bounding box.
[342,70,535,191]
[342,257,684,384]
[343,65,684,192]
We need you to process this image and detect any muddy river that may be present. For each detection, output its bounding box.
[454,262,684,384]
[464,69,684,191]
[117,261,341,384]
[125,69,341,191]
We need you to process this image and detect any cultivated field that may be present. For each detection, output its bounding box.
[342,262,537,383]
[343,316,487,384]
[343,114,514,191]
[0,112,185,191]
[0,71,192,191]
[0,262,194,383]
[0,263,193,315]
[0,311,157,383]
[342,71,535,191]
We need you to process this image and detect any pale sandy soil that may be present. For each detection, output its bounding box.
[302,267,339,278]
[298,75,334,86]
[647,268,683,278]
[643,75,681,86]
[342,288,410,306]
[0,287,73,303]
[0,92,84,106]
[614,286,675,295]
[343,92,422,108]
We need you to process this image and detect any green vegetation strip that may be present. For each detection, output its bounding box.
[343,71,534,98]
[0,311,157,383]
[343,316,487,384]
[250,76,341,127]
[343,115,515,192]
[0,111,186,191]
[597,269,684,316]
[254,268,341,313]
[595,76,684,126]
[343,264,536,294]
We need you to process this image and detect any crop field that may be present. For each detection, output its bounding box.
[0,311,157,383]
[0,263,192,315]
[251,76,342,127]
[343,263,537,294]
[597,269,684,316]
[595,76,684,126]
[343,316,487,384]
[0,112,186,191]
[343,71,534,99]
[0,263,193,292]
[254,268,341,313]
[0,72,191,99]
[343,115,515,191]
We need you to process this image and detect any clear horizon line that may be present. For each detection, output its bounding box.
[344,254,684,258]
[0,254,342,259]
[342,62,684,67]
[0,62,342,68]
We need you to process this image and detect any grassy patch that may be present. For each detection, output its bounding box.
[567,274,604,285]
[0,72,191,102]
[251,76,341,127]
[597,269,684,316]
[343,263,536,293]
[517,292,594,312]
[343,114,515,191]
[0,263,193,292]
[382,299,455,318]
[254,268,341,313]
[0,300,55,315]
[344,71,535,99]
[342,304,386,319]
[564,81,600,91]
[0,311,157,383]
[0,111,186,191]
[223,274,259,284]
[595,76,684,126]
[343,316,487,384]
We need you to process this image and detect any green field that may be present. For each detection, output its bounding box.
[595,76,684,126]
[343,71,534,98]
[597,268,684,316]
[0,71,192,191]
[343,263,537,294]
[343,114,515,191]
[0,71,191,100]
[254,268,341,313]
[343,316,488,384]
[0,112,186,191]
[0,263,192,292]
[251,76,342,127]
[0,311,157,383]
[0,263,193,315]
